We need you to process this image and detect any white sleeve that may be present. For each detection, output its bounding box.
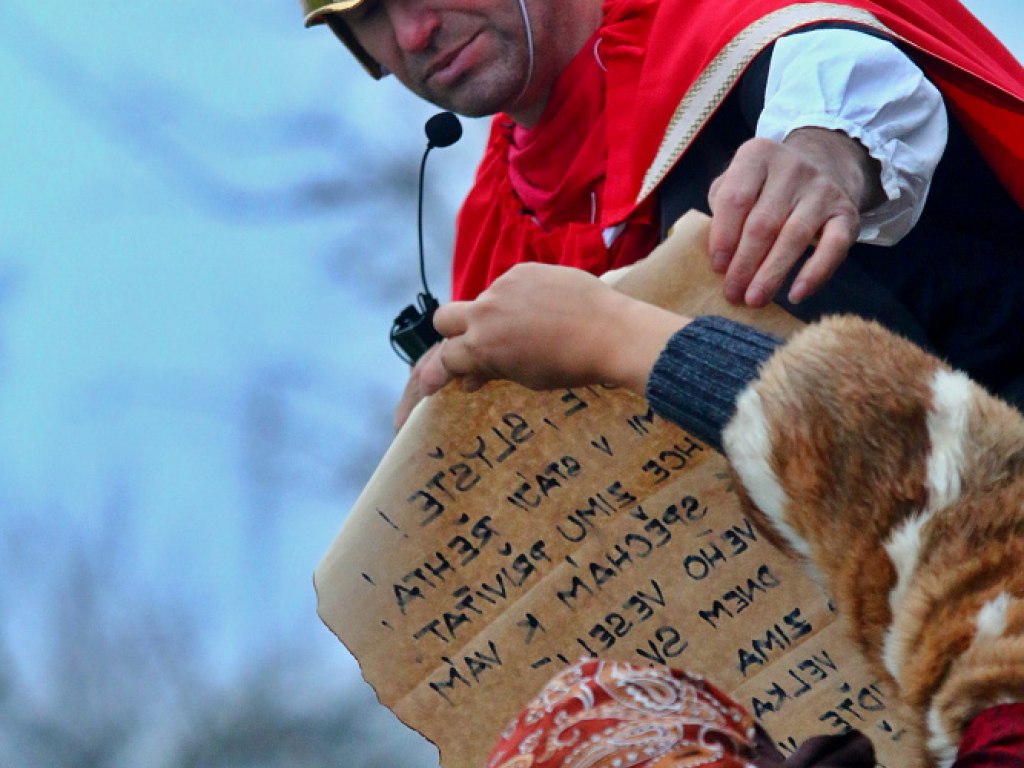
[756,28,948,245]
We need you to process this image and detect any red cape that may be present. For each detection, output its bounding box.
[452,0,1024,300]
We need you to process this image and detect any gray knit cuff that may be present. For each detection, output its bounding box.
[645,316,782,453]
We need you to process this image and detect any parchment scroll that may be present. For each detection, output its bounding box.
[316,212,921,768]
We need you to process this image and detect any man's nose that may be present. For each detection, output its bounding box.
[388,1,440,53]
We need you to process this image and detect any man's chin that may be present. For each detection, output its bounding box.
[423,76,525,119]
[444,102,503,119]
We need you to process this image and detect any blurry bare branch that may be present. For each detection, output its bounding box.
[0,5,418,221]
[0,493,201,768]
[0,498,439,768]
[173,659,438,768]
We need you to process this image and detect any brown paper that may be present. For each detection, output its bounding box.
[316,212,921,768]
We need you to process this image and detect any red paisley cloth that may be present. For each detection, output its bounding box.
[485,659,881,768]
[451,0,1024,301]
[485,659,761,768]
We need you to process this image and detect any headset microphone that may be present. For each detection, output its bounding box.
[425,110,463,149]
[390,111,463,365]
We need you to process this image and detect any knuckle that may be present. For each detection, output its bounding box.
[787,217,819,244]
[474,292,500,317]
[507,262,537,281]
[817,180,846,202]
[738,137,777,158]
[745,212,781,242]
[728,260,758,284]
[827,209,860,239]
[837,200,860,222]
[719,185,759,211]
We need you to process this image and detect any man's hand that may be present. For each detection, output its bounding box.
[395,265,614,431]
[708,127,884,307]
[428,263,688,396]
[394,344,448,432]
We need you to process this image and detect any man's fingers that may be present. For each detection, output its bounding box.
[438,336,492,381]
[709,134,865,307]
[433,301,471,337]
[395,344,446,431]
[439,338,496,393]
[743,198,826,307]
[708,147,769,275]
[707,176,723,216]
[788,215,858,304]
[407,337,496,404]
[721,161,802,304]
[724,208,790,304]
[394,371,426,432]
[416,343,452,395]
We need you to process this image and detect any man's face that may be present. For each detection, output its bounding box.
[343,0,558,121]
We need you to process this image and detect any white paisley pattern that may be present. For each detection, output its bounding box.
[486,660,758,768]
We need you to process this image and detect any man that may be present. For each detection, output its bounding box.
[302,0,1024,413]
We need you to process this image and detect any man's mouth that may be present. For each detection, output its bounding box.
[425,32,483,87]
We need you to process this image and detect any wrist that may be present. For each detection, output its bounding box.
[602,293,690,395]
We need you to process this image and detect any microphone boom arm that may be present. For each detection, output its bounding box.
[390,112,463,365]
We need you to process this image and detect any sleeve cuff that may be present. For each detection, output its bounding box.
[646,316,782,453]
[756,28,947,246]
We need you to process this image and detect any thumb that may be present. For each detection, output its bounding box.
[415,344,451,396]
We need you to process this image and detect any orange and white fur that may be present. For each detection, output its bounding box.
[721,316,1024,768]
